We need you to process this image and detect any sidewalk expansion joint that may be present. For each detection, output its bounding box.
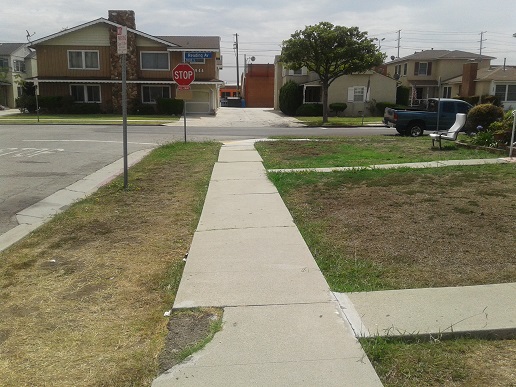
[196,225,296,232]
[223,301,336,309]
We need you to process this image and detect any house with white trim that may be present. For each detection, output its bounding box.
[274,56,396,116]
[30,10,223,114]
[0,43,37,108]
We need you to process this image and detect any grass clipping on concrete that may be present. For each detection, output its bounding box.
[0,142,221,386]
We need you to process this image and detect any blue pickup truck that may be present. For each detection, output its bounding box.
[384,98,472,137]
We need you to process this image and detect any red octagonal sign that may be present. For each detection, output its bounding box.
[173,63,195,86]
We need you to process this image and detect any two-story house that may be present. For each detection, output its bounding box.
[385,49,494,106]
[274,56,397,116]
[30,10,223,114]
[0,43,37,108]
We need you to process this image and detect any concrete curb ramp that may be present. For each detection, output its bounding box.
[154,140,382,386]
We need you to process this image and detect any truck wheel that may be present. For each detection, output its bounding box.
[408,123,424,137]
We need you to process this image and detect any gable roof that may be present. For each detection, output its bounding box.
[390,49,494,64]
[30,18,177,48]
[0,43,27,56]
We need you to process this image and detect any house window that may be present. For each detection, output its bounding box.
[141,52,169,70]
[288,68,306,76]
[13,60,25,73]
[304,86,321,103]
[142,85,170,103]
[0,57,8,69]
[414,62,431,76]
[495,84,516,102]
[443,86,452,98]
[70,85,101,103]
[68,51,99,70]
[348,86,366,102]
[403,63,407,76]
[395,64,401,76]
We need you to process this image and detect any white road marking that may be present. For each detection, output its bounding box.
[0,148,64,158]
[24,139,158,145]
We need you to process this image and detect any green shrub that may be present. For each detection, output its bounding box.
[67,103,101,114]
[156,98,184,115]
[470,131,497,147]
[295,103,323,116]
[374,102,399,116]
[459,95,501,107]
[329,102,347,116]
[279,80,303,116]
[489,110,514,145]
[15,95,37,113]
[396,86,410,106]
[465,103,504,132]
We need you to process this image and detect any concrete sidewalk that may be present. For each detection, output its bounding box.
[153,140,383,386]
[154,139,516,386]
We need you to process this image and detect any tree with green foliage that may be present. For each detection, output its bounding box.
[281,22,384,123]
[279,80,303,116]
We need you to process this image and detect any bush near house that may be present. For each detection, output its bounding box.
[156,98,184,116]
[489,110,515,145]
[459,95,501,107]
[16,95,101,114]
[465,103,504,132]
[295,103,323,116]
[329,102,347,116]
[279,80,303,116]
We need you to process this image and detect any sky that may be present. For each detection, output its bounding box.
[2,0,516,84]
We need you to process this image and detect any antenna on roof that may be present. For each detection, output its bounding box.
[26,30,36,43]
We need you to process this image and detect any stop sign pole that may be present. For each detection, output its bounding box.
[173,64,195,143]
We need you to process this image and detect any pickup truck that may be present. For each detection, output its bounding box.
[383,98,472,137]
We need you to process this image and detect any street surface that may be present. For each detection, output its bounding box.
[0,108,392,235]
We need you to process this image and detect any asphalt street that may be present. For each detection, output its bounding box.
[0,119,392,235]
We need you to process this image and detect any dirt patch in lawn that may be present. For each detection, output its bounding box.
[274,165,516,290]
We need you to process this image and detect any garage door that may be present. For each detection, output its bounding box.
[186,90,210,114]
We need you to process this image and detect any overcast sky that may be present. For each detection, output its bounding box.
[2,0,516,83]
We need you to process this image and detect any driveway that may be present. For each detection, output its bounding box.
[165,107,305,128]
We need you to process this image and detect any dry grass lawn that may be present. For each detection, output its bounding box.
[0,142,220,386]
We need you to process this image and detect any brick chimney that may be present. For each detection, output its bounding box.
[461,62,478,97]
[108,10,136,29]
[107,10,138,113]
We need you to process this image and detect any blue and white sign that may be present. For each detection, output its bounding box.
[185,52,213,60]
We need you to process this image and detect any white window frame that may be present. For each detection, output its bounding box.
[0,57,8,69]
[69,84,101,103]
[67,50,100,70]
[140,51,170,71]
[348,86,366,102]
[288,67,307,76]
[495,84,516,102]
[141,85,171,104]
[13,60,25,73]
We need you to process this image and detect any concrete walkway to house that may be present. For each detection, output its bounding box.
[153,139,516,386]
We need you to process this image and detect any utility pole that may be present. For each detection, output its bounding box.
[397,30,401,58]
[234,33,240,98]
[479,31,487,56]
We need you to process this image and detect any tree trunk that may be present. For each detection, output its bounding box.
[322,81,329,124]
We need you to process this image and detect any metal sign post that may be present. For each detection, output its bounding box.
[173,63,195,144]
[117,26,128,189]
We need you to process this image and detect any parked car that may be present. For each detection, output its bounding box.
[384,98,473,136]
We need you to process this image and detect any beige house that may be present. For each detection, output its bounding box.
[0,43,37,108]
[30,10,223,114]
[445,63,516,110]
[384,50,493,106]
[274,56,396,116]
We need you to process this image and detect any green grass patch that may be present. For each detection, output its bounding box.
[361,336,516,386]
[297,116,382,126]
[256,136,500,169]
[0,113,179,125]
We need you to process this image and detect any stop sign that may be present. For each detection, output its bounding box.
[173,63,195,86]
